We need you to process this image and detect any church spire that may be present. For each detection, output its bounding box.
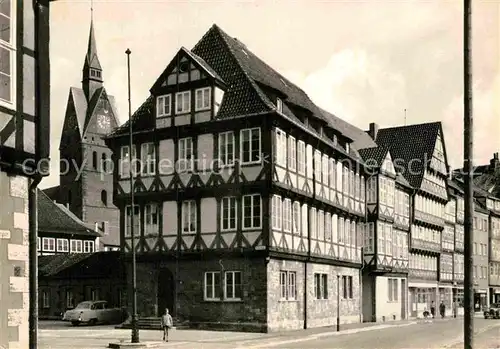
[82,2,103,102]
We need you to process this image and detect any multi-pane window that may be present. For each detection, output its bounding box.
[317,210,324,241]
[144,203,159,235]
[297,141,306,175]
[120,145,136,177]
[218,131,234,166]
[83,241,94,253]
[241,128,261,164]
[42,291,50,308]
[314,151,322,181]
[182,200,197,233]
[195,87,211,111]
[175,90,191,114]
[70,240,82,253]
[224,271,242,300]
[37,237,41,252]
[178,137,193,172]
[322,155,329,184]
[275,129,287,166]
[292,201,300,235]
[310,208,317,239]
[342,275,353,299]
[66,290,74,308]
[388,278,399,302]
[325,213,332,241]
[288,136,296,171]
[329,158,336,189]
[204,272,221,301]
[221,197,237,231]
[272,195,282,230]
[141,143,156,175]
[56,239,69,253]
[314,273,328,299]
[42,238,55,252]
[125,205,140,237]
[0,0,14,104]
[242,194,261,229]
[283,199,292,233]
[279,271,296,300]
[156,94,171,117]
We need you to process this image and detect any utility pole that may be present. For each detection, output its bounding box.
[126,48,139,344]
[463,0,473,348]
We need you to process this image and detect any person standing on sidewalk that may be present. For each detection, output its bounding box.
[161,308,173,342]
[430,301,436,318]
[439,301,446,318]
[453,300,457,318]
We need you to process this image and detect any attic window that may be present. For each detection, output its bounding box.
[179,61,189,73]
[276,98,283,113]
[241,49,249,57]
[90,69,101,78]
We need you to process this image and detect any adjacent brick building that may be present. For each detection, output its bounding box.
[43,17,121,251]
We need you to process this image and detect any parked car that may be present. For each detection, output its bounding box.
[62,300,125,326]
[483,303,500,319]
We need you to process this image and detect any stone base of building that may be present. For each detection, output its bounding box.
[123,255,362,333]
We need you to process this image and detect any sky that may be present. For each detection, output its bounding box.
[41,0,500,189]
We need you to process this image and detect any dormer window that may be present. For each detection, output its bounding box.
[276,98,283,113]
[157,94,171,117]
[90,69,101,78]
[195,87,211,111]
[176,91,191,114]
[179,61,189,73]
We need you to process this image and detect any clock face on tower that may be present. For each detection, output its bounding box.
[97,114,111,132]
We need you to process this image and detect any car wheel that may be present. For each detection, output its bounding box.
[71,321,80,326]
[89,319,97,326]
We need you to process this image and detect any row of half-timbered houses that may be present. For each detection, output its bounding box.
[103,24,500,331]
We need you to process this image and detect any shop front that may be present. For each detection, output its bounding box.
[409,282,437,318]
[490,288,500,304]
[474,289,488,311]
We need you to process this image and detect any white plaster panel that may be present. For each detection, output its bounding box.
[200,198,216,233]
[8,243,28,261]
[13,212,29,231]
[10,277,28,293]
[9,176,28,199]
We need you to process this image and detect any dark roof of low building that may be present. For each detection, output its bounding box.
[42,185,60,201]
[39,251,123,279]
[358,146,388,168]
[38,190,100,237]
[374,122,442,189]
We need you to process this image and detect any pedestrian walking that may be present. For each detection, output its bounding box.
[453,300,457,318]
[439,301,446,318]
[161,308,173,342]
[430,301,436,318]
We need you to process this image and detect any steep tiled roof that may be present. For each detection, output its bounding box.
[182,47,224,83]
[319,108,377,150]
[39,252,123,279]
[396,173,413,189]
[374,122,441,189]
[358,146,388,168]
[447,178,464,195]
[38,190,100,237]
[39,253,92,277]
[108,24,363,141]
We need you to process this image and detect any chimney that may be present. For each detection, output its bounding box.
[491,152,500,172]
[369,122,379,140]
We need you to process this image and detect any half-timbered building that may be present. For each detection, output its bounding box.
[358,130,412,322]
[105,24,371,332]
[0,1,51,349]
[365,122,450,318]
[447,178,464,315]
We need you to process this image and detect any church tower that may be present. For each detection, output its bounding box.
[54,13,121,251]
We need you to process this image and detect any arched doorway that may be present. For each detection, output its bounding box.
[157,268,175,317]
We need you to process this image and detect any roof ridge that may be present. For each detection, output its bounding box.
[83,86,105,133]
[379,121,441,132]
[209,25,274,112]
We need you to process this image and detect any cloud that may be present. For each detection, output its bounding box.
[442,75,500,169]
[283,48,408,128]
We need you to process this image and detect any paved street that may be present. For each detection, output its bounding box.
[39,318,500,349]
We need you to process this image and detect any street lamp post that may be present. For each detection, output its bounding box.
[125,48,139,344]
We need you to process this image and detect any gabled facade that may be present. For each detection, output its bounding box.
[105,24,370,332]
[43,18,121,251]
[366,122,450,318]
[0,2,51,349]
[358,142,412,322]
